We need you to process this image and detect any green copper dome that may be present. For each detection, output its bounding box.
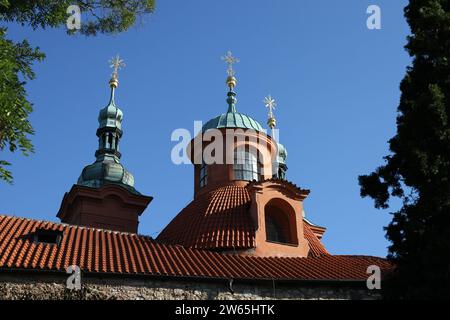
[202,91,264,133]
[98,100,123,130]
[202,111,264,132]
[77,158,136,192]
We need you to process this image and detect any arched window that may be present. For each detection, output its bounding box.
[265,214,287,243]
[233,147,261,181]
[199,162,207,188]
[108,133,113,149]
[264,201,298,245]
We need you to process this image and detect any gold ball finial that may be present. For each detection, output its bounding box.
[267,117,276,129]
[226,75,237,90]
[109,77,119,88]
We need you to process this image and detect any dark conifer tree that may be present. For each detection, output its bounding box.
[359,0,450,299]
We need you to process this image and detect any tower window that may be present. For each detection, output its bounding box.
[199,162,207,188]
[233,148,261,181]
[108,133,113,149]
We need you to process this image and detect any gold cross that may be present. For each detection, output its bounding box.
[263,95,276,118]
[221,51,239,76]
[109,54,126,79]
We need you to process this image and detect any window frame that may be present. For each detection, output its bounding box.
[264,202,299,246]
[199,162,208,188]
[265,214,288,243]
[233,147,262,181]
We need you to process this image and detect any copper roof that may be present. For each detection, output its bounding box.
[156,184,328,257]
[0,215,391,281]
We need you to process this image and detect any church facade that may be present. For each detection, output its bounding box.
[0,54,391,300]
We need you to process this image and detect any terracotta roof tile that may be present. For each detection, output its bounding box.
[247,178,311,197]
[157,185,254,249]
[157,185,329,257]
[303,222,329,257]
[0,215,392,282]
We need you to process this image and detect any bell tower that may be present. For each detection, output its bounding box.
[57,56,152,233]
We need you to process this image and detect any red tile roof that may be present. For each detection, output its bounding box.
[247,178,311,198]
[303,220,329,257]
[0,215,391,282]
[157,185,255,250]
[157,185,329,257]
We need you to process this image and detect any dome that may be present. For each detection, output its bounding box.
[98,102,123,130]
[202,111,264,133]
[77,158,138,194]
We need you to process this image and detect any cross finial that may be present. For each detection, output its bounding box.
[221,51,239,77]
[108,55,125,88]
[109,54,125,79]
[263,95,276,118]
[264,95,277,130]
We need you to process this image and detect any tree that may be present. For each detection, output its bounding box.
[0,0,155,183]
[0,29,44,183]
[359,0,450,299]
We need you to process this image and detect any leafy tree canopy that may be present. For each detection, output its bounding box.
[0,0,155,36]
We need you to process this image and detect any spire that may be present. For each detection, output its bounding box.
[77,55,138,193]
[62,54,151,232]
[221,51,239,113]
[94,55,126,162]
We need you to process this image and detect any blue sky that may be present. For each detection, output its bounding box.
[0,0,410,257]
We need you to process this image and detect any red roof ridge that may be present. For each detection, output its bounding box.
[0,214,154,240]
[334,254,388,260]
[303,217,326,229]
[246,178,310,194]
[245,178,311,198]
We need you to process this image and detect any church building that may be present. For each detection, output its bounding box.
[0,53,391,300]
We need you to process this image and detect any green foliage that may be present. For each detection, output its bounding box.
[0,0,155,35]
[359,0,450,299]
[0,1,155,183]
[0,28,44,183]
